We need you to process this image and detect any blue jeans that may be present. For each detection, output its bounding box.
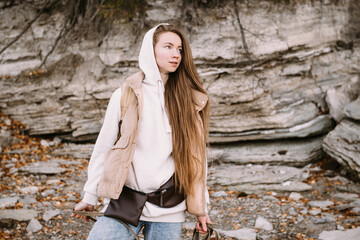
[87,216,183,240]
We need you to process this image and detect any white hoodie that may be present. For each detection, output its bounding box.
[83,24,187,222]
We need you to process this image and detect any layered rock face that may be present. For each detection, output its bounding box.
[0,1,359,172]
[323,79,360,179]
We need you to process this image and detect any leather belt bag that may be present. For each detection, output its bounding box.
[104,175,185,226]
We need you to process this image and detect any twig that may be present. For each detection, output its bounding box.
[0,0,59,55]
[233,0,261,81]
[39,13,70,68]
[65,0,105,44]
[39,0,90,68]
[233,0,252,65]
[90,0,105,22]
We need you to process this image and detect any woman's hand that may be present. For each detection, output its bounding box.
[195,214,212,234]
[71,201,94,222]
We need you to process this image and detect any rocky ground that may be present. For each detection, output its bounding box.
[1,113,360,240]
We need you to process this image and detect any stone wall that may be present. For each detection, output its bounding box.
[0,0,359,170]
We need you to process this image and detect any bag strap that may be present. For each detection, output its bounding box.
[72,211,140,240]
[120,82,133,119]
[116,82,134,142]
[192,224,219,240]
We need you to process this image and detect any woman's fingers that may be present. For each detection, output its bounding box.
[195,214,214,234]
[71,202,94,221]
[195,221,207,234]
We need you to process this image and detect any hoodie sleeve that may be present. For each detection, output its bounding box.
[82,87,122,206]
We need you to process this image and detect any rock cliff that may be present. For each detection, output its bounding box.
[0,0,359,172]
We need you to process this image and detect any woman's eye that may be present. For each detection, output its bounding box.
[165,45,171,49]
[178,48,182,53]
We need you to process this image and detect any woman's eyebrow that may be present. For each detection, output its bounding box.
[163,42,182,48]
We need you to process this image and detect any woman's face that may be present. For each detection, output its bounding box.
[154,32,182,75]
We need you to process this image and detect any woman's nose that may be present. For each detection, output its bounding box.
[172,50,180,58]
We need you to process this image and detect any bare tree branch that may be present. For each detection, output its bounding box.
[1,0,16,9]
[233,0,252,65]
[2,0,144,68]
[62,0,106,46]
[0,0,59,55]
[39,0,106,68]
[233,0,261,80]
[90,0,105,22]
[39,15,70,68]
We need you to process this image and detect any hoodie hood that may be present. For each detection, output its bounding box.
[139,23,169,86]
[138,23,172,133]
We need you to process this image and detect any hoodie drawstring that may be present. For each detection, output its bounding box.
[158,80,172,133]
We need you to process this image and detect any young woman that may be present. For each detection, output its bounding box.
[73,23,211,239]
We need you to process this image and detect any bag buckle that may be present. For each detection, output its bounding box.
[159,189,167,207]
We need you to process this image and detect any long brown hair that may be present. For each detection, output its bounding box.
[153,24,210,196]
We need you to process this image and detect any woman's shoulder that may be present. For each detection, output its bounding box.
[110,71,144,102]
[125,71,145,85]
[111,87,123,99]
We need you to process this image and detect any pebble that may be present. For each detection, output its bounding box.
[217,228,256,240]
[329,176,350,184]
[46,179,61,185]
[43,209,61,221]
[300,207,308,215]
[26,218,42,233]
[40,139,49,147]
[255,216,273,231]
[19,162,67,175]
[46,137,62,148]
[41,189,56,197]
[258,234,271,240]
[309,209,321,215]
[323,213,336,221]
[289,192,303,201]
[0,197,19,208]
[263,195,278,201]
[19,197,38,205]
[0,133,358,239]
[5,163,15,168]
[319,227,360,240]
[334,204,351,211]
[66,194,76,201]
[0,209,38,221]
[53,137,62,145]
[212,191,228,197]
[311,214,336,224]
[332,193,359,202]
[350,199,360,207]
[182,222,195,229]
[19,186,39,194]
[308,200,334,208]
[337,225,344,230]
[51,159,82,165]
[289,207,297,215]
[50,143,93,159]
[350,207,360,215]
